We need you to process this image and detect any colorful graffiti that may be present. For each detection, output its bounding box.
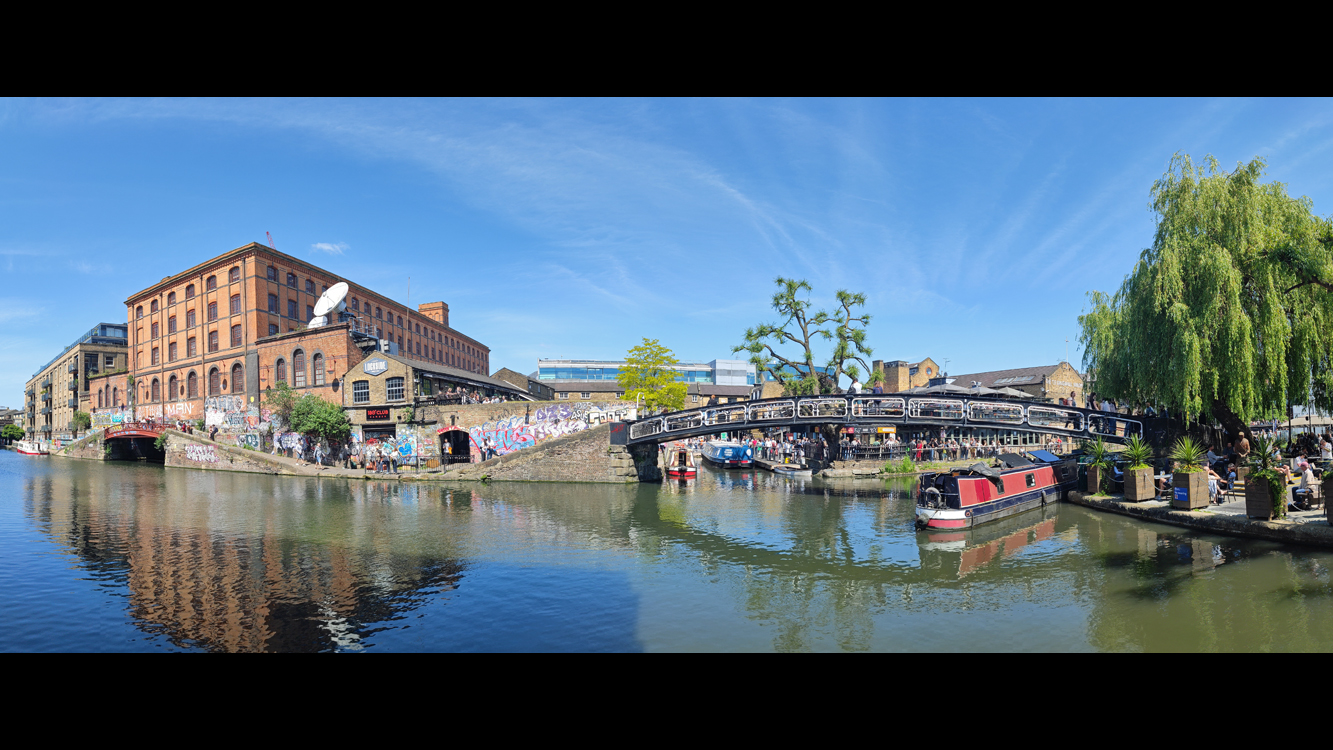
[237,433,260,450]
[205,395,250,429]
[138,401,199,420]
[184,445,217,463]
[92,411,127,428]
[468,403,637,457]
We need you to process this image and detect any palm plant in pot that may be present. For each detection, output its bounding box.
[1122,434,1155,502]
[1169,436,1209,510]
[1245,435,1286,520]
[1083,437,1114,496]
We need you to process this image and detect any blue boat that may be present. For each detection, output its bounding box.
[703,440,753,468]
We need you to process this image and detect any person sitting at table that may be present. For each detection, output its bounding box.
[1226,463,1238,489]
[1292,462,1319,511]
[1156,461,1178,497]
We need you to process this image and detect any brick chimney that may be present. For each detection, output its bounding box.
[418,301,449,328]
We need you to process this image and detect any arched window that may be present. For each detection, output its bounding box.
[287,273,297,287]
[267,266,277,281]
[185,284,195,299]
[136,306,143,318]
[232,363,244,394]
[98,390,103,409]
[230,294,240,315]
[112,387,118,407]
[168,291,176,306]
[350,297,358,311]
[229,267,240,283]
[151,378,160,402]
[209,367,221,396]
[168,374,178,400]
[397,315,403,327]
[376,307,382,319]
[151,300,159,313]
[276,358,287,383]
[187,371,198,398]
[206,275,217,291]
[231,324,242,348]
[293,349,306,387]
[415,323,421,335]
[313,353,324,386]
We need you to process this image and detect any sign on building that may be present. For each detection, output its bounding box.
[363,358,388,376]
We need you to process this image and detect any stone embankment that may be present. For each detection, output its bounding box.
[1068,491,1333,549]
[437,423,657,483]
[163,430,302,475]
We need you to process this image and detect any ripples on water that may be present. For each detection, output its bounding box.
[3,450,1333,652]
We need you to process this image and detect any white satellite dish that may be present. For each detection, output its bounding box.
[309,282,350,328]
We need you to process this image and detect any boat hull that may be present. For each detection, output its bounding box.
[916,486,1055,529]
[667,467,697,477]
[702,441,753,468]
[15,441,47,456]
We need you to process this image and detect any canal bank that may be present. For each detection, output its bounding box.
[1067,491,1333,549]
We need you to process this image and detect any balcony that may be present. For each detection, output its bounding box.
[39,407,50,415]
[67,381,78,391]
[25,387,34,397]
[40,425,51,433]
[67,363,78,373]
[67,398,77,408]
[40,392,51,401]
[40,378,50,388]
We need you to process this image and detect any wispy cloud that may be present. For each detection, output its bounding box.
[312,242,348,255]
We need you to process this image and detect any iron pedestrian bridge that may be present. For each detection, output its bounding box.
[623,395,1143,446]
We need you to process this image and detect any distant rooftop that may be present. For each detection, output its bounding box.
[32,323,128,378]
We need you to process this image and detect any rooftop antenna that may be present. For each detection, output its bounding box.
[266,232,276,249]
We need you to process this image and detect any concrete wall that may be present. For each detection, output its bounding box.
[440,423,650,483]
[163,430,297,475]
[420,399,637,462]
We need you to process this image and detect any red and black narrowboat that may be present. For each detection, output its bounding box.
[916,450,1078,530]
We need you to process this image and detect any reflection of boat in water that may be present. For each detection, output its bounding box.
[918,503,1059,578]
[666,446,697,478]
[770,463,811,477]
[16,440,48,456]
[702,440,753,468]
[916,450,1077,529]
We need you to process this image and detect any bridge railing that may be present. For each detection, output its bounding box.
[626,394,1143,445]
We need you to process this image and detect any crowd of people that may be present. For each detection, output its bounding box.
[442,387,510,405]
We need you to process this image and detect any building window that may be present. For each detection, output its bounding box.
[151,347,159,365]
[168,292,176,306]
[293,350,306,387]
[98,390,103,408]
[187,372,197,398]
[168,316,177,334]
[398,336,403,349]
[168,342,177,361]
[206,275,217,291]
[396,315,402,328]
[386,376,404,401]
[136,306,143,319]
[186,284,195,299]
[268,324,278,336]
[208,330,218,353]
[104,355,114,368]
[188,337,197,357]
[305,279,315,294]
[276,359,286,383]
[558,392,568,400]
[209,367,220,396]
[232,363,244,394]
[187,309,196,328]
[306,305,314,322]
[168,375,178,400]
[288,299,297,318]
[230,294,240,315]
[350,297,358,311]
[581,392,591,399]
[151,300,159,313]
[151,378,160,402]
[287,273,297,287]
[208,301,217,321]
[229,267,240,283]
[376,327,382,338]
[353,380,369,404]
[313,354,324,385]
[268,294,278,314]
[112,387,118,407]
[151,322,159,338]
[231,325,242,348]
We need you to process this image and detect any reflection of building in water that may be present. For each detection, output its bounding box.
[28,472,465,653]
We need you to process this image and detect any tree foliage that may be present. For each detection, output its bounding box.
[1079,154,1333,437]
[72,411,91,433]
[290,394,351,442]
[262,381,298,428]
[2,424,23,441]
[616,338,687,412]
[734,278,875,395]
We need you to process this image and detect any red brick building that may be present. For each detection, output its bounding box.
[108,242,493,425]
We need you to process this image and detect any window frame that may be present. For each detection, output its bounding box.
[386,376,405,402]
[353,380,369,404]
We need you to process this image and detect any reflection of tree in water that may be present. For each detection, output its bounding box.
[26,470,467,653]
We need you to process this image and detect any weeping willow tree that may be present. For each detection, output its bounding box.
[1080,154,1333,440]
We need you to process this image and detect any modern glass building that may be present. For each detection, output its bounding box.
[536,359,756,386]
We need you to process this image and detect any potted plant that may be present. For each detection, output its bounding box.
[1083,437,1114,496]
[1122,434,1155,501]
[1246,435,1286,520]
[1170,436,1209,510]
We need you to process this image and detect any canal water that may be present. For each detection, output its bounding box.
[4,449,1333,652]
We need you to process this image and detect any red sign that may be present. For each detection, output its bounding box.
[366,408,391,421]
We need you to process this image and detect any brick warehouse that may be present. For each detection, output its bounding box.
[98,242,498,426]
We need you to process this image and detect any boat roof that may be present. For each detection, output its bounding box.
[996,453,1034,468]
[1028,449,1063,463]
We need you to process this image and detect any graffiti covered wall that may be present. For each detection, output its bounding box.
[465,402,637,458]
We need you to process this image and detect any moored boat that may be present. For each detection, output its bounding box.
[702,440,753,468]
[915,450,1077,530]
[16,439,48,456]
[666,445,697,478]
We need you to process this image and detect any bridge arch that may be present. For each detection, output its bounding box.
[102,422,167,463]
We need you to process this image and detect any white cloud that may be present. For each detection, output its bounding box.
[312,242,348,255]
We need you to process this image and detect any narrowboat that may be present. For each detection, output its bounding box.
[918,503,1060,579]
[702,440,753,468]
[915,450,1077,529]
[666,445,697,478]
[15,439,48,456]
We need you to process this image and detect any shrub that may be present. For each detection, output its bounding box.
[1123,434,1153,470]
[1169,436,1204,472]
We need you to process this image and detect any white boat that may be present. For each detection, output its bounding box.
[702,440,753,468]
[15,439,48,456]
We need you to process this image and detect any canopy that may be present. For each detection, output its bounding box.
[994,387,1029,398]
[968,386,1003,396]
[923,383,972,394]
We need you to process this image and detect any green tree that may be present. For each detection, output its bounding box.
[262,381,298,428]
[734,278,874,394]
[1079,153,1333,440]
[289,394,352,442]
[616,338,687,412]
[71,411,91,435]
[2,424,23,442]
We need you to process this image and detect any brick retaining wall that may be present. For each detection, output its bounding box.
[439,423,649,483]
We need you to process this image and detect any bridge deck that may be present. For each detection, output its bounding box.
[624,394,1140,446]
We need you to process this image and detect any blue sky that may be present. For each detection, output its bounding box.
[4,98,1333,404]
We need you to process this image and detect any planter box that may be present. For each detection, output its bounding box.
[1171,471,1209,510]
[1246,480,1273,520]
[1087,465,1103,495]
[1125,467,1155,502]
